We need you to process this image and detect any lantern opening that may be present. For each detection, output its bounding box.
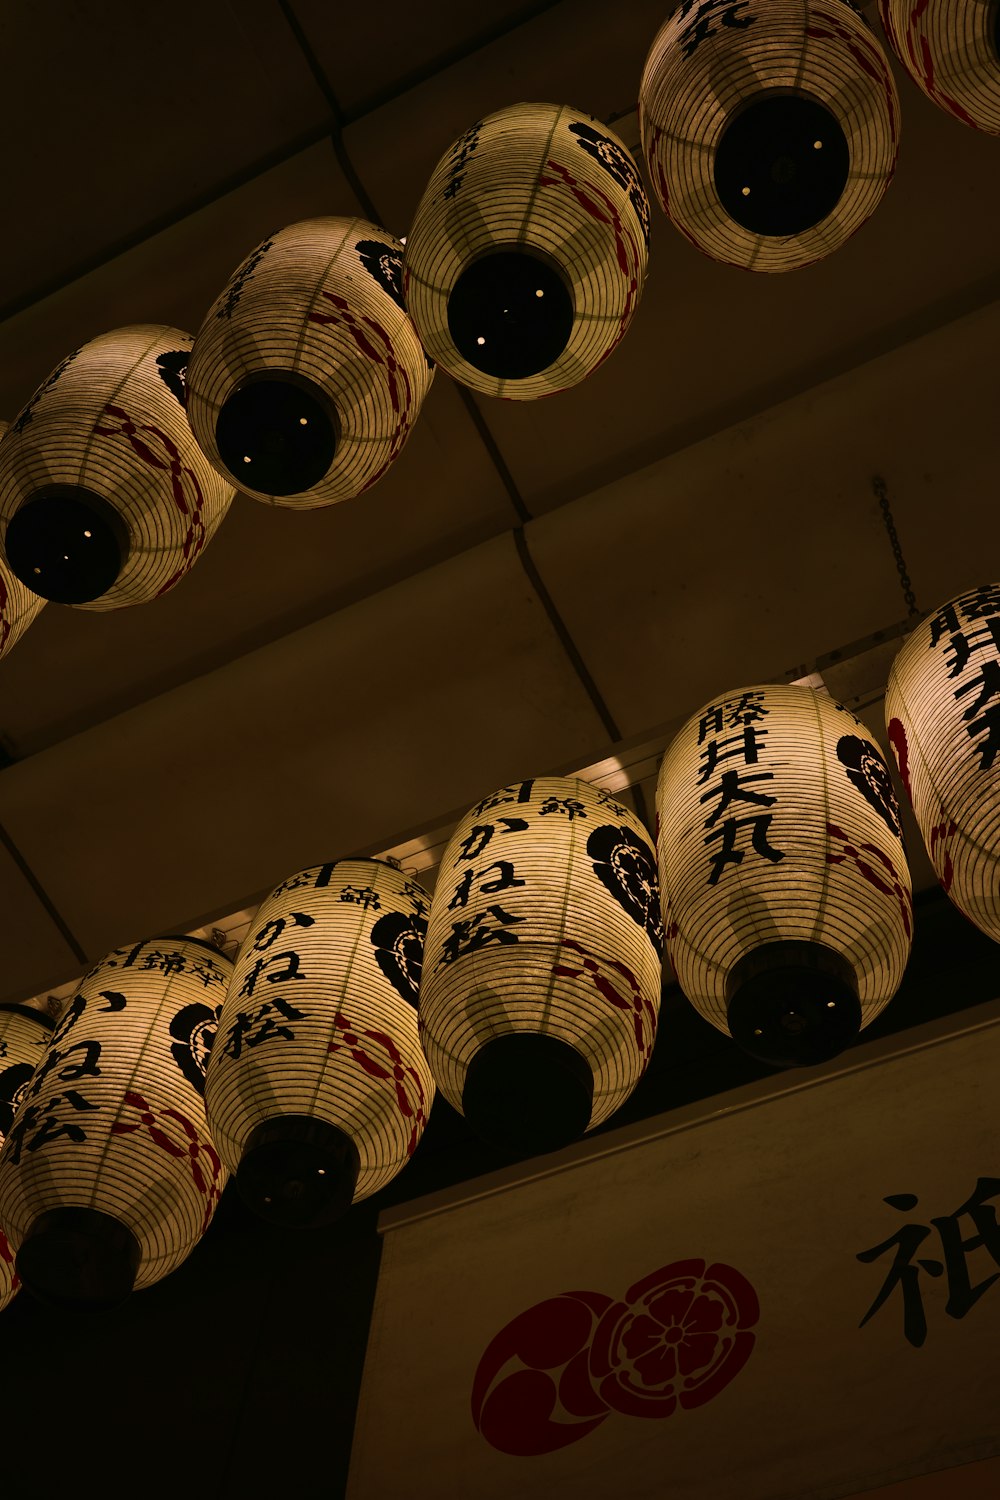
[446,250,574,379]
[17,1207,141,1310]
[215,373,340,495]
[726,940,861,1067]
[714,94,850,236]
[5,485,128,603]
[462,1032,593,1155]
[237,1114,360,1227]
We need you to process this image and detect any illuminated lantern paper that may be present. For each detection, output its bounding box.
[0,1001,53,1313]
[403,103,649,399]
[205,859,434,1226]
[419,776,662,1153]
[0,422,45,658]
[886,583,1000,942]
[879,0,1000,133]
[0,938,231,1309]
[656,684,912,1066]
[187,218,433,507]
[639,0,900,272]
[0,326,233,608]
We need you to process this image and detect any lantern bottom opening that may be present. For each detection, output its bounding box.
[237,1114,360,1227]
[725,939,861,1068]
[462,1032,593,1156]
[215,371,340,497]
[446,248,574,381]
[17,1206,141,1310]
[5,484,128,604]
[714,93,849,238]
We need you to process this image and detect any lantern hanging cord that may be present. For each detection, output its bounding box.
[872,475,919,617]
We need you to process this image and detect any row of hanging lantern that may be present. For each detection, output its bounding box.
[2,576,997,1311]
[1,2,997,645]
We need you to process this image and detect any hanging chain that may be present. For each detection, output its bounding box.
[872,475,919,617]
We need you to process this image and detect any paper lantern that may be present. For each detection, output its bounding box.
[204,859,433,1226]
[0,326,233,607]
[656,684,912,1066]
[420,776,663,1153]
[0,1002,54,1314]
[879,0,1000,132]
[886,583,1000,942]
[403,103,649,399]
[0,937,231,1309]
[0,423,45,658]
[187,219,434,507]
[639,0,900,272]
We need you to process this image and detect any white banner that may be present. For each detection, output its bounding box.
[349,1004,1000,1499]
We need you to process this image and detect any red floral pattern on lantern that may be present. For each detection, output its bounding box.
[327,1011,428,1156]
[111,1089,224,1231]
[93,403,209,595]
[826,821,913,940]
[552,938,657,1063]
[0,1228,19,1295]
[929,817,959,894]
[471,1289,613,1456]
[473,1257,758,1455]
[307,292,415,493]
[887,716,912,801]
[590,1259,758,1420]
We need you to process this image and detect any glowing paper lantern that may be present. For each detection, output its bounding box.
[205,859,434,1226]
[886,583,1000,942]
[403,103,649,399]
[0,326,233,607]
[639,0,900,272]
[187,219,434,507]
[879,0,1000,132]
[656,684,912,1066]
[0,422,45,658]
[420,776,663,1153]
[0,1001,53,1314]
[0,937,231,1309]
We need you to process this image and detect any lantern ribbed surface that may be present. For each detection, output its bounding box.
[656,685,912,1063]
[0,938,231,1303]
[0,1006,53,1313]
[886,584,1000,942]
[205,859,434,1214]
[0,423,45,658]
[420,776,663,1142]
[0,326,233,609]
[879,0,1000,133]
[187,218,434,508]
[403,103,650,399]
[639,0,900,272]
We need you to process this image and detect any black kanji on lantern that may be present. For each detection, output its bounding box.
[356,239,406,311]
[927,587,1000,770]
[222,994,307,1061]
[676,0,755,58]
[237,949,307,1000]
[436,905,525,968]
[858,1177,1000,1348]
[447,860,526,912]
[836,734,903,839]
[370,909,427,1009]
[587,824,664,951]
[471,781,535,819]
[3,1026,104,1165]
[456,818,529,862]
[697,692,785,886]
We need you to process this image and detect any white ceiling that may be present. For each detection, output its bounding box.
[1,0,997,1004]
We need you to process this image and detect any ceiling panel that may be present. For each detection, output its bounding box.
[290,0,564,119]
[0,534,610,982]
[4,0,332,306]
[0,834,84,998]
